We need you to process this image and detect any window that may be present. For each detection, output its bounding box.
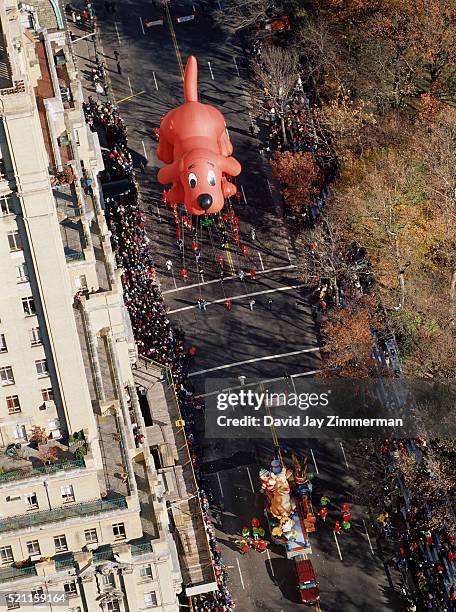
[75,275,87,290]
[144,592,157,608]
[22,296,36,316]
[41,388,54,402]
[15,262,29,283]
[35,359,48,378]
[7,230,22,252]
[0,195,13,215]
[60,484,75,503]
[26,540,40,555]
[25,493,39,510]
[0,366,14,385]
[6,594,20,609]
[29,327,42,346]
[112,523,125,540]
[31,587,44,606]
[6,395,21,414]
[104,600,120,612]
[84,528,98,544]
[101,574,115,589]
[139,565,152,579]
[0,546,14,564]
[0,333,7,352]
[54,534,68,553]
[64,582,77,597]
[13,424,27,441]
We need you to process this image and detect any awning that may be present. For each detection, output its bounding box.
[185,582,218,597]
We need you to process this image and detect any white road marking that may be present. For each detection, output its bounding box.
[197,370,321,398]
[156,205,163,224]
[310,448,319,475]
[217,0,222,9]
[286,246,291,263]
[246,467,255,493]
[128,76,133,95]
[139,16,145,35]
[333,530,343,560]
[152,71,158,90]
[236,557,245,589]
[241,184,247,204]
[170,268,177,290]
[141,140,148,160]
[188,347,320,377]
[162,264,297,294]
[168,283,306,314]
[340,442,349,470]
[114,22,121,45]
[216,472,224,497]
[258,251,264,271]
[208,61,214,80]
[266,549,275,577]
[363,519,375,554]
[233,56,240,77]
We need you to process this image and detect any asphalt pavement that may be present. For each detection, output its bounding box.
[71,1,406,609]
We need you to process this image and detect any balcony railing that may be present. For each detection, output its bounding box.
[131,542,153,556]
[0,565,37,584]
[54,553,75,571]
[65,249,85,262]
[0,459,85,484]
[92,546,114,562]
[0,496,127,534]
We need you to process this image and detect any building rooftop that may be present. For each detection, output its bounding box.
[0,440,84,486]
[134,359,216,591]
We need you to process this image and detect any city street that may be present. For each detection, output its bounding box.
[72,1,404,609]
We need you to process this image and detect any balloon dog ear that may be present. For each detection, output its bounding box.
[158,154,190,185]
[157,159,181,185]
[219,155,241,177]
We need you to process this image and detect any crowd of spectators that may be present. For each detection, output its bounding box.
[376,439,455,611]
[83,95,235,611]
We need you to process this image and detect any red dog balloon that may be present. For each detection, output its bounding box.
[157,56,241,215]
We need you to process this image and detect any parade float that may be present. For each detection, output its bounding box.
[259,452,314,558]
[157,55,241,215]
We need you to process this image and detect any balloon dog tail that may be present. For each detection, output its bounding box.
[184,55,198,104]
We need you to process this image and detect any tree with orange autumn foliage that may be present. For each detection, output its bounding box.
[318,0,456,99]
[270,151,322,216]
[319,296,383,377]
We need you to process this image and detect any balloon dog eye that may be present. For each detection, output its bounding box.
[188,173,198,188]
[207,170,216,186]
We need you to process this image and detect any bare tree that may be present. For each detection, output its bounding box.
[416,108,456,325]
[297,19,349,99]
[300,215,369,306]
[251,46,299,144]
[212,0,274,34]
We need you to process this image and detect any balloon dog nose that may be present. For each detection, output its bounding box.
[198,193,213,211]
